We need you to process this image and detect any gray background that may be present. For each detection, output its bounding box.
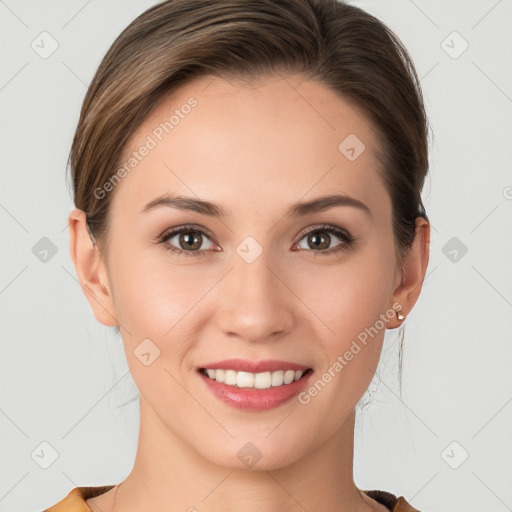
[1,0,511,511]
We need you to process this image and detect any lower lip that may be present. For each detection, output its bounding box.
[198,370,313,411]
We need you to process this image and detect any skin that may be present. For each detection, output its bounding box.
[69,73,430,512]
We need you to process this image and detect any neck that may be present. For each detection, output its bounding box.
[111,396,373,512]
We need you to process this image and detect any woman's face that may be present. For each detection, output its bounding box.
[77,74,420,469]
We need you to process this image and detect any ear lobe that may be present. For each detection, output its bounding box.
[68,208,119,327]
[388,217,430,328]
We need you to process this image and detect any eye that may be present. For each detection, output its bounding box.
[294,224,354,256]
[156,223,355,258]
[157,225,217,257]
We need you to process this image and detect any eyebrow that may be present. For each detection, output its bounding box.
[141,193,372,218]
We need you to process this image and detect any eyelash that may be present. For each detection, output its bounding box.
[156,223,356,258]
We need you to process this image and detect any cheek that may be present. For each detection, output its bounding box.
[108,255,198,406]
[108,242,200,335]
[307,247,395,405]
[293,246,394,349]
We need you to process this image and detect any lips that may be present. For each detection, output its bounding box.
[197,358,313,411]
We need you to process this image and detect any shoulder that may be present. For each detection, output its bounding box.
[42,486,115,512]
[362,489,422,512]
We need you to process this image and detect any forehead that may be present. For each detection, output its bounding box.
[110,74,389,222]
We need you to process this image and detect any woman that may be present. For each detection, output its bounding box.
[45,0,430,510]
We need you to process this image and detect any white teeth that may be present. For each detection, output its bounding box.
[225,369,237,386]
[271,370,284,386]
[283,370,295,384]
[236,371,254,388]
[254,371,272,389]
[202,368,307,388]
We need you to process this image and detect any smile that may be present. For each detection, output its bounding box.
[197,359,314,411]
[200,368,312,389]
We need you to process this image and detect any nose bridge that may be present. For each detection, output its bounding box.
[215,244,293,341]
[233,246,277,300]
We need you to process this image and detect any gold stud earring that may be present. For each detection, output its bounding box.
[396,310,405,321]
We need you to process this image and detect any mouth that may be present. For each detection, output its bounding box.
[198,367,313,389]
[196,360,314,411]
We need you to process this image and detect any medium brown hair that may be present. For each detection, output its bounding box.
[67,0,430,392]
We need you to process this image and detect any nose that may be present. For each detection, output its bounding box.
[214,249,295,344]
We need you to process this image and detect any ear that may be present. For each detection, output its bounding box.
[68,208,119,327]
[387,216,430,329]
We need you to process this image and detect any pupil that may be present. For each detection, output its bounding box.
[182,232,200,249]
[310,232,328,250]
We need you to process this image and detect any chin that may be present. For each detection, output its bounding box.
[186,428,312,472]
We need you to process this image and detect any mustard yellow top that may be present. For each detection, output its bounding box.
[43,485,421,511]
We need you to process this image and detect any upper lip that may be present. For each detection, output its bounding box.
[199,358,311,373]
